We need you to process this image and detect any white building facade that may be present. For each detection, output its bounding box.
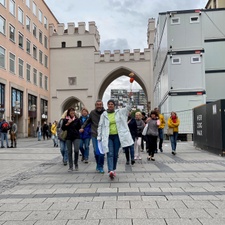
[153,8,225,135]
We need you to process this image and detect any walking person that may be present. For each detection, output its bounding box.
[141,112,147,152]
[9,120,17,148]
[0,119,10,148]
[134,112,145,160]
[155,108,166,152]
[57,111,68,166]
[97,93,134,179]
[51,121,58,147]
[167,111,180,155]
[62,107,81,172]
[123,112,137,165]
[42,122,49,140]
[79,108,91,164]
[146,110,160,161]
[80,100,105,173]
[36,123,42,141]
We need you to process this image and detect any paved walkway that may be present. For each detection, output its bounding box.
[0,138,225,224]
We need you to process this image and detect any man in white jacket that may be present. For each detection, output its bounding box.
[97,93,133,179]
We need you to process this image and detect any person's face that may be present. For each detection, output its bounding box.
[95,102,103,111]
[151,113,156,119]
[82,110,88,117]
[135,114,141,120]
[107,102,115,111]
[69,110,75,118]
[171,112,176,117]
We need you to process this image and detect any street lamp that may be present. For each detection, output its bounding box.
[14,101,20,125]
[31,104,36,137]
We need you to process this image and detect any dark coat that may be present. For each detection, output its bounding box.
[62,118,81,141]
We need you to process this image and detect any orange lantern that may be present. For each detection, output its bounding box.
[130,77,134,83]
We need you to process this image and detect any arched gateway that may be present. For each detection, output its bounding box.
[49,20,155,121]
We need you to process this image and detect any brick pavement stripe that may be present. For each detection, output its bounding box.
[0,203,27,211]
[48,202,77,211]
[198,218,225,225]
[3,221,36,225]
[76,201,103,209]
[55,210,88,220]
[183,200,217,209]
[21,203,53,211]
[145,208,179,219]
[25,210,59,220]
[0,211,32,221]
[132,219,166,225]
[103,201,130,209]
[117,209,147,219]
[86,209,116,219]
[100,219,132,225]
[165,218,202,225]
[175,208,212,219]
[130,200,158,209]
[67,220,99,225]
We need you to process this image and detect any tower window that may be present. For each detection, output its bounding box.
[77,41,82,47]
[62,42,66,48]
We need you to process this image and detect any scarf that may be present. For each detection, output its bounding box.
[66,116,75,121]
[171,115,176,123]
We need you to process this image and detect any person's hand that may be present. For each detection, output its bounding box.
[79,128,84,133]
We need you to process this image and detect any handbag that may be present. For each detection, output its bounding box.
[59,130,67,141]
[167,128,173,136]
[142,124,148,136]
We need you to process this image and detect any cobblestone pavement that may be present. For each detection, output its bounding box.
[0,138,225,224]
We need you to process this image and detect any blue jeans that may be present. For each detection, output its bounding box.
[66,139,80,168]
[52,134,58,146]
[60,140,68,163]
[158,128,164,150]
[123,144,134,162]
[91,137,104,170]
[37,132,42,141]
[107,134,120,172]
[170,132,178,151]
[80,138,90,160]
[1,132,9,147]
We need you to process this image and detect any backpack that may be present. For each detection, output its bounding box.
[1,122,9,131]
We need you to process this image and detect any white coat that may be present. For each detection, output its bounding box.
[97,103,134,153]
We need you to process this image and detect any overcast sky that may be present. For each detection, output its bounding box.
[45,0,208,107]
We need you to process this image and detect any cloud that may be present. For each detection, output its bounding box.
[100,38,130,52]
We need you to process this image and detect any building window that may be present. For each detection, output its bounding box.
[171,17,180,25]
[18,8,24,24]
[0,47,5,69]
[18,32,24,49]
[26,39,31,54]
[39,50,43,64]
[0,83,5,111]
[33,68,37,85]
[44,16,47,29]
[191,56,201,64]
[214,0,217,8]
[0,16,6,35]
[40,98,48,117]
[26,63,31,81]
[33,45,37,59]
[44,76,48,90]
[33,23,37,37]
[39,30,42,44]
[68,77,76,86]
[62,42,66,48]
[11,88,23,116]
[28,94,37,113]
[9,52,16,74]
[44,55,48,68]
[44,35,48,48]
[26,16,31,31]
[33,2,37,16]
[77,41,82,47]
[38,9,42,23]
[39,72,43,88]
[18,58,24,78]
[172,57,181,65]
[9,0,15,16]
[26,0,30,8]
[0,0,6,7]
[9,24,15,42]
[190,16,199,23]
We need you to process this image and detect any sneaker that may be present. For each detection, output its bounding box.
[154,150,158,153]
[99,168,104,174]
[63,161,67,166]
[126,161,129,165]
[151,157,155,161]
[96,165,100,171]
[10,146,14,148]
[131,160,135,165]
[109,171,114,179]
[134,156,137,160]
[172,151,176,155]
[84,160,88,164]
[138,156,142,160]
[147,156,151,161]
[113,171,116,177]
[81,156,84,162]
[160,149,163,152]
[68,167,73,172]
[75,165,78,171]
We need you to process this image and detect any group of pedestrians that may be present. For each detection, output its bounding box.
[53,92,180,179]
[0,119,17,148]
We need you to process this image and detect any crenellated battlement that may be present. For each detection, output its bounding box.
[49,21,100,45]
[147,18,156,47]
[94,48,151,63]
